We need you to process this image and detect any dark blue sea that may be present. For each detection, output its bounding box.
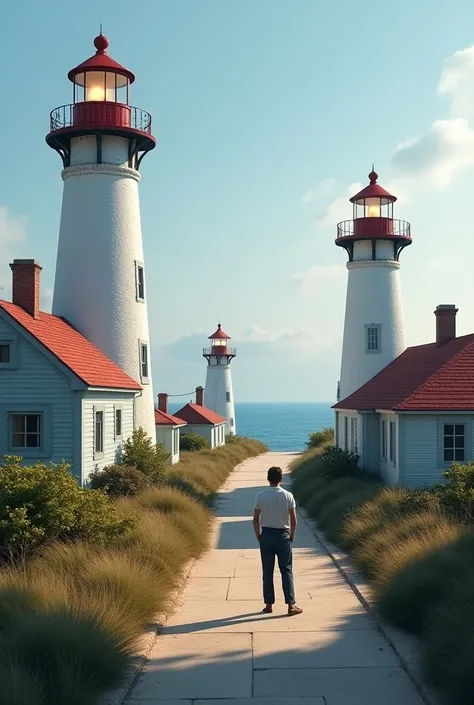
[168,402,335,452]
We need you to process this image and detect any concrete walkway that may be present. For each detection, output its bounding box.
[127,452,425,705]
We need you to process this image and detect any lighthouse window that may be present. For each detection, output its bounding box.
[135,262,145,302]
[226,392,231,402]
[139,342,149,382]
[365,324,381,353]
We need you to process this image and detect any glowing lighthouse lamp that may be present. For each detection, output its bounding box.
[336,169,412,401]
[203,324,237,435]
[46,33,157,439]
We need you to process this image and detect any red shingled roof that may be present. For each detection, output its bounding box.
[154,408,187,426]
[334,333,474,411]
[174,403,227,425]
[0,301,141,391]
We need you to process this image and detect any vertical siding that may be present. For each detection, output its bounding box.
[81,391,135,484]
[182,424,226,449]
[400,415,438,488]
[361,412,380,474]
[155,425,180,464]
[0,318,77,474]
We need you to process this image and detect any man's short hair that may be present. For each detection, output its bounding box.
[267,466,283,484]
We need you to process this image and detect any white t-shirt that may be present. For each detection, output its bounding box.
[254,487,296,530]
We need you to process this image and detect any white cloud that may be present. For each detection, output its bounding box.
[301,178,335,204]
[438,46,474,118]
[292,263,346,297]
[316,183,361,228]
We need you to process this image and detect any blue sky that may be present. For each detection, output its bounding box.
[1,1,474,401]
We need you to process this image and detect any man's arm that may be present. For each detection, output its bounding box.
[253,507,261,541]
[289,507,297,542]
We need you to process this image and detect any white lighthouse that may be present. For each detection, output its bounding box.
[336,170,412,401]
[203,324,237,435]
[46,33,156,439]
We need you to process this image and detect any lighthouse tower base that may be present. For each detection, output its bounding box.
[204,363,236,435]
[339,260,406,401]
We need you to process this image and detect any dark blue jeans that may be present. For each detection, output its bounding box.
[259,527,295,605]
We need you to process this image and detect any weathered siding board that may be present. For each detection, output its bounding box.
[81,391,135,483]
[155,425,181,464]
[0,318,77,472]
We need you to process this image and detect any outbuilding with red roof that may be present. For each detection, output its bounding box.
[174,386,227,449]
[0,260,143,484]
[333,304,474,487]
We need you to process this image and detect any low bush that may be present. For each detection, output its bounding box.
[421,575,474,705]
[0,457,135,562]
[377,532,474,636]
[319,445,361,479]
[306,426,334,449]
[89,464,150,498]
[121,428,169,483]
[180,431,208,452]
[434,461,474,522]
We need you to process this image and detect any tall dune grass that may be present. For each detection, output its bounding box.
[0,436,267,705]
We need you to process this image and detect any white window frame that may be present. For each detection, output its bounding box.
[139,340,150,384]
[389,420,396,464]
[94,405,105,458]
[344,415,348,450]
[350,416,358,455]
[114,405,123,440]
[135,261,145,302]
[10,413,42,450]
[381,419,386,459]
[365,324,381,354]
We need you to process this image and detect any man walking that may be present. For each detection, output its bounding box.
[253,466,303,616]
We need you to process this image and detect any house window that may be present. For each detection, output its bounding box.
[351,417,358,454]
[0,344,10,363]
[344,416,348,450]
[11,414,41,448]
[443,424,465,462]
[115,407,122,439]
[139,342,149,382]
[366,324,381,353]
[95,410,104,454]
[135,261,145,302]
[381,420,386,459]
[389,421,395,462]
[226,392,231,402]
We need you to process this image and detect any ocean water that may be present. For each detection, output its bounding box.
[169,401,334,452]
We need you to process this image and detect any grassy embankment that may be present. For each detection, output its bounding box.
[0,435,267,705]
[291,433,474,705]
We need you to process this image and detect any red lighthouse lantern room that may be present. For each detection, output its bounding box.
[46,33,155,167]
[335,169,412,262]
[203,324,236,363]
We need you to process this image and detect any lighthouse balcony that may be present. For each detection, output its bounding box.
[336,218,412,244]
[48,102,153,138]
[203,347,236,357]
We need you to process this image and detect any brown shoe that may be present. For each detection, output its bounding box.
[262,605,273,614]
[288,604,303,616]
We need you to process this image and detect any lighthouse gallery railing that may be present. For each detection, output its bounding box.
[49,103,153,134]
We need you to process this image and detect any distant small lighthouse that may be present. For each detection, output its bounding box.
[336,169,412,401]
[203,324,236,435]
[46,33,156,439]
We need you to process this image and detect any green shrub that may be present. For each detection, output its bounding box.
[121,429,169,483]
[89,464,150,498]
[0,457,135,561]
[377,532,474,636]
[434,461,474,522]
[422,575,474,705]
[306,427,334,449]
[180,431,208,451]
[319,445,360,479]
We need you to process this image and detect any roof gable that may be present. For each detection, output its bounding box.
[154,408,187,426]
[334,333,474,411]
[174,403,227,425]
[0,301,141,391]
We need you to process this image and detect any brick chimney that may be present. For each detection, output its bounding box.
[196,386,204,406]
[435,304,458,346]
[10,260,42,319]
[158,393,168,414]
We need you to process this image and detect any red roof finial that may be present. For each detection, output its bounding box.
[368,164,378,185]
[94,30,109,54]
